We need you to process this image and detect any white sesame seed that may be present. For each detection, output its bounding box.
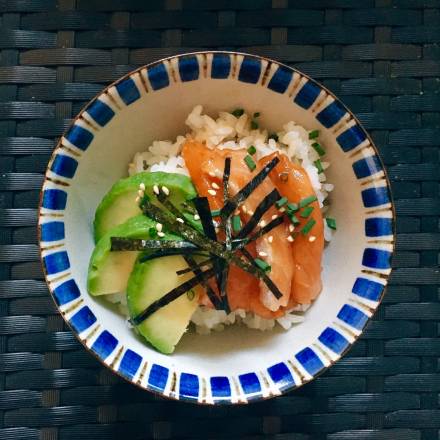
[279,207,286,213]
[137,189,144,197]
[259,220,266,228]
[194,214,200,221]
[161,186,170,195]
[176,217,184,224]
[258,251,268,257]
[242,205,248,214]
[215,227,220,233]
[309,235,316,242]
[157,231,165,237]
[155,223,163,232]
[208,171,216,177]
[248,210,254,216]
[289,224,295,232]
[207,189,217,196]
[268,235,273,243]
[271,214,278,220]
[153,185,159,195]
[212,182,220,190]
[135,196,140,203]
[287,236,294,242]
[139,183,146,191]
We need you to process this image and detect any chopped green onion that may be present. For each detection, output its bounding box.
[254,258,271,273]
[286,202,299,213]
[232,108,244,117]
[288,213,300,225]
[276,196,288,208]
[268,133,279,141]
[309,129,320,139]
[247,145,256,155]
[187,289,195,300]
[244,155,256,171]
[300,206,314,218]
[232,215,241,233]
[312,142,325,157]
[149,227,158,238]
[250,120,259,130]
[301,218,316,235]
[314,159,324,174]
[326,217,337,230]
[299,195,317,208]
[253,112,260,118]
[211,209,221,217]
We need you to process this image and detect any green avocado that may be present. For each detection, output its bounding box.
[127,255,199,354]
[93,172,197,242]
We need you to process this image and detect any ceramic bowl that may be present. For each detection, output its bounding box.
[38,51,394,404]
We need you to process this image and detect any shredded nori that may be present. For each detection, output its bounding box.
[132,267,217,325]
[176,257,213,275]
[110,237,197,251]
[138,249,208,264]
[235,216,284,249]
[220,156,280,218]
[235,189,280,239]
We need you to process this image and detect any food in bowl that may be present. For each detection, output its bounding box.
[87,105,336,354]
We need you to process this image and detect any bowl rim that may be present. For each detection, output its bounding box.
[38,50,396,404]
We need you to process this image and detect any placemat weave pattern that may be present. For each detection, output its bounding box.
[0,1,439,439]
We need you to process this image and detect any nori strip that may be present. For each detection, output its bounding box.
[132,267,217,325]
[235,189,280,239]
[240,248,283,300]
[110,237,197,251]
[176,257,213,275]
[234,216,284,249]
[138,249,208,263]
[220,156,279,218]
[183,255,221,309]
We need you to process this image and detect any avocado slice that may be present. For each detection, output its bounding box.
[94,172,197,242]
[127,255,200,354]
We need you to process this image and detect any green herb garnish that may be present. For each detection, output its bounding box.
[286,202,298,213]
[301,218,316,235]
[309,129,319,139]
[254,258,271,273]
[232,215,241,233]
[276,196,288,208]
[300,206,314,218]
[187,289,195,300]
[247,145,256,155]
[312,142,325,157]
[211,209,221,217]
[326,217,337,230]
[149,227,158,238]
[232,108,244,117]
[288,213,300,225]
[299,195,317,208]
[250,120,259,130]
[244,155,256,171]
[314,159,324,174]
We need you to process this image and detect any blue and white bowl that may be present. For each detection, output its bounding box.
[38,51,395,404]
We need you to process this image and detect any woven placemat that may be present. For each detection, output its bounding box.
[1,0,439,439]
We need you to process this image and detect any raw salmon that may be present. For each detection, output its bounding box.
[182,140,294,317]
[260,152,324,304]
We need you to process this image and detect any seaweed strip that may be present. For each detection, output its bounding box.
[235,189,281,239]
[138,249,208,263]
[234,216,284,250]
[240,248,283,300]
[220,156,279,218]
[110,237,197,251]
[183,255,221,309]
[132,267,217,325]
[176,257,213,275]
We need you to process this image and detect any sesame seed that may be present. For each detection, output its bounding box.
[271,214,278,220]
[259,251,268,257]
[157,231,165,237]
[212,182,220,190]
[139,183,146,191]
[176,217,184,224]
[194,214,200,221]
[268,235,273,243]
[259,220,266,227]
[208,189,217,196]
[215,227,220,233]
[279,207,286,212]
[289,224,295,232]
[161,186,170,195]
[153,185,159,195]
[137,189,144,197]
[248,210,254,216]
[135,196,140,203]
[242,205,248,214]
[309,235,316,242]
[155,223,163,232]
[287,236,294,242]
[208,171,216,177]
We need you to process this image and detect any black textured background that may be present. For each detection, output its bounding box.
[1,1,440,439]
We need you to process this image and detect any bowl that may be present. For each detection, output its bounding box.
[38,51,395,404]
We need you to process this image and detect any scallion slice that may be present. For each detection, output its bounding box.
[254,258,271,273]
[299,195,317,208]
[301,218,316,235]
[312,142,325,156]
[286,202,298,213]
[326,217,337,230]
[250,120,259,130]
[300,206,314,218]
[232,215,241,232]
[275,196,288,208]
[244,155,256,171]
[288,213,300,225]
[211,209,221,217]
[247,145,256,155]
[314,159,324,174]
[309,129,319,139]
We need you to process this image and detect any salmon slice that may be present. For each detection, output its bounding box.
[260,152,324,304]
[182,140,294,317]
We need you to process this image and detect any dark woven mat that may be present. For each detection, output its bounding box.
[1,0,439,439]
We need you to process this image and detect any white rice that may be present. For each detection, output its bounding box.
[123,106,334,333]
